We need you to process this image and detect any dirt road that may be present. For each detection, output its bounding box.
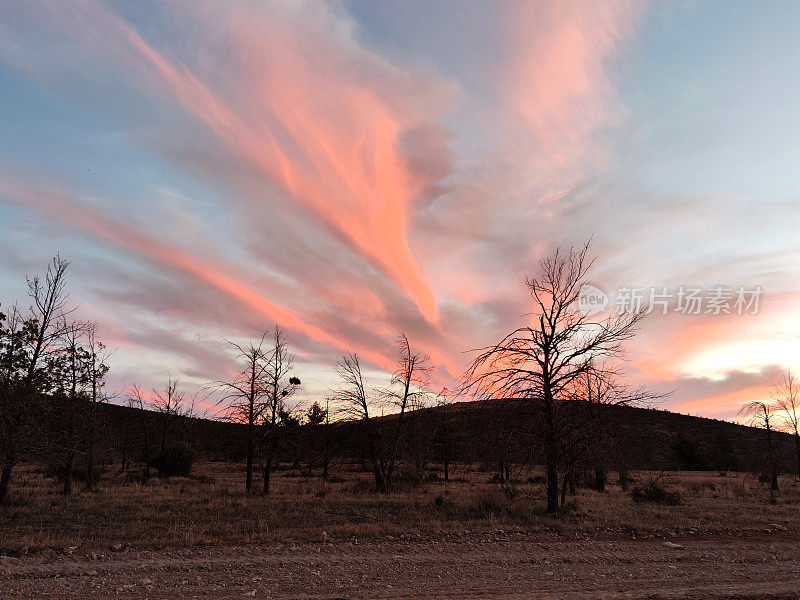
[2,534,799,599]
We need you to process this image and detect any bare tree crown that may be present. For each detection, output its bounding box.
[463,242,644,403]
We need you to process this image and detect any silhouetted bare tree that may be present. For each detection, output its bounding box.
[432,393,455,482]
[334,352,386,491]
[214,334,271,492]
[151,375,191,455]
[126,385,154,478]
[83,324,110,491]
[0,256,72,503]
[772,370,800,478]
[261,326,300,494]
[740,399,779,494]
[382,332,433,485]
[334,334,434,492]
[462,243,644,513]
[569,363,654,493]
[305,401,327,476]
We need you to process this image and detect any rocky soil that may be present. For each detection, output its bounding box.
[2,533,800,599]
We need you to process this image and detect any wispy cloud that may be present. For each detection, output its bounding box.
[4,0,797,421]
[1,0,455,322]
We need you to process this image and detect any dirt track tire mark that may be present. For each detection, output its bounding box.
[2,537,800,599]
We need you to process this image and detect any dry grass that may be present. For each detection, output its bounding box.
[2,462,800,554]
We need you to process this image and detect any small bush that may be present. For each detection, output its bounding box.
[561,500,579,514]
[688,479,716,494]
[152,443,194,478]
[123,471,146,484]
[348,477,377,495]
[631,483,681,505]
[46,463,103,484]
[431,493,455,513]
[473,490,508,516]
[191,474,215,485]
[502,484,521,502]
[396,469,425,485]
[527,475,546,485]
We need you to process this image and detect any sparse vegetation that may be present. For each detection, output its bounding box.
[152,443,194,478]
[3,250,800,600]
[2,462,800,555]
[631,483,681,506]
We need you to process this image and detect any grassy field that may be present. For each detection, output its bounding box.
[2,461,800,555]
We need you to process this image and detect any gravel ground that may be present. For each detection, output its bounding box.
[2,534,800,599]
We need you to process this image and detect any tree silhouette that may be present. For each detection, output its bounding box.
[462,243,644,513]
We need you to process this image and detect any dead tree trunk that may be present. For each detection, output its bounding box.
[544,391,559,513]
[0,460,12,503]
[63,454,74,495]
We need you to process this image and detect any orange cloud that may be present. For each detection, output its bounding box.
[0,172,398,371]
[1,0,655,406]
[0,0,450,323]
[505,0,641,170]
[673,384,774,420]
[114,3,446,322]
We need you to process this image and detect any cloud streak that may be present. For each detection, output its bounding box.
[0,170,397,370]
[4,0,452,322]
[4,0,797,422]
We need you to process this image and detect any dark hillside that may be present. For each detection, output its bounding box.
[325,399,798,474]
[88,399,797,475]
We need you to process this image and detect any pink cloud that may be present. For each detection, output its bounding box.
[38,0,454,323]
[18,0,792,424]
[504,0,641,172]
[0,171,398,371]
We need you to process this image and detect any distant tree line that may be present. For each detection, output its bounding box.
[0,256,110,500]
[2,247,798,511]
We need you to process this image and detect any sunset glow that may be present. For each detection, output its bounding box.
[2,0,800,420]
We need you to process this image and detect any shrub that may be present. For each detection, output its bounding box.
[152,443,194,478]
[348,477,377,495]
[46,463,103,484]
[396,468,424,485]
[561,500,579,514]
[688,479,716,494]
[631,482,681,505]
[191,474,216,485]
[123,471,146,484]
[431,493,455,514]
[502,484,521,501]
[672,435,708,470]
[473,490,508,516]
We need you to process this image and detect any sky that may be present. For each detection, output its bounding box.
[1,0,800,421]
